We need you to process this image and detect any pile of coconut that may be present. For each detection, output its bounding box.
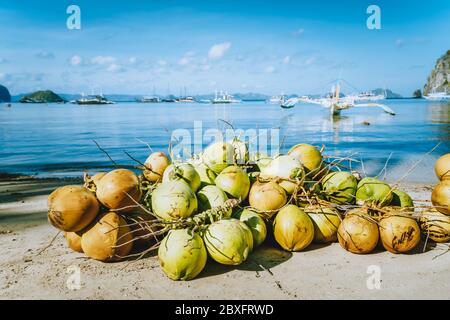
[47,141,450,281]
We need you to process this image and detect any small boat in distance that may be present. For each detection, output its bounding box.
[269,94,287,104]
[177,96,196,103]
[212,90,241,104]
[74,93,115,105]
[353,91,386,101]
[138,96,160,103]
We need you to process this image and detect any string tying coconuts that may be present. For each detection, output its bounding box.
[45,139,450,281]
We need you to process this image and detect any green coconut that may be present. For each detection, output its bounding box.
[356,177,393,207]
[151,181,197,221]
[288,143,323,176]
[204,219,253,265]
[273,205,314,251]
[230,138,249,165]
[390,189,414,208]
[192,162,216,187]
[321,171,358,204]
[234,209,267,247]
[260,155,305,194]
[215,165,250,200]
[162,163,201,192]
[197,185,231,217]
[305,205,341,243]
[202,141,234,174]
[158,229,207,281]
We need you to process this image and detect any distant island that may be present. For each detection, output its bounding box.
[371,88,402,99]
[424,50,450,95]
[0,84,11,102]
[19,90,66,103]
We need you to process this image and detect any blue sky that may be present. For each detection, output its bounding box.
[0,0,449,96]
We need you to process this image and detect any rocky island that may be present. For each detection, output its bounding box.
[424,50,450,95]
[0,84,11,102]
[19,90,65,103]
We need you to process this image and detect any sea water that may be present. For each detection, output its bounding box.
[0,99,448,183]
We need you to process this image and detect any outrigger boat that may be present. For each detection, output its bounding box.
[281,82,395,116]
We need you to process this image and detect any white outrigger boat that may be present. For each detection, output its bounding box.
[281,83,395,116]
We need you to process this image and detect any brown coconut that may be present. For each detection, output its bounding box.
[249,180,287,213]
[47,185,100,232]
[379,214,420,253]
[81,211,133,262]
[65,232,83,253]
[337,208,379,254]
[431,181,450,215]
[143,152,171,182]
[96,169,142,213]
[435,153,450,181]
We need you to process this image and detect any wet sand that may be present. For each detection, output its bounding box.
[1,178,449,300]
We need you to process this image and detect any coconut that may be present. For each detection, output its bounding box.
[158,229,207,281]
[215,165,250,200]
[234,209,267,247]
[65,232,83,253]
[379,213,420,253]
[202,141,234,174]
[162,163,201,192]
[197,185,231,217]
[431,181,450,215]
[435,153,450,181]
[356,177,393,207]
[48,185,100,232]
[143,152,171,182]
[288,143,323,176]
[337,208,379,254]
[230,138,249,165]
[305,205,341,243]
[321,171,358,204]
[260,155,305,194]
[273,205,314,251]
[192,163,216,187]
[419,209,450,243]
[96,169,142,213]
[252,152,273,171]
[249,180,287,213]
[81,211,133,262]
[83,172,107,192]
[151,180,198,221]
[204,219,253,265]
[390,189,414,208]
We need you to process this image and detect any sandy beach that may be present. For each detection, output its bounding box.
[1,177,449,300]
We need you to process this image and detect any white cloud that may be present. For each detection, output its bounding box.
[264,66,276,73]
[208,42,231,60]
[293,28,304,37]
[107,63,123,72]
[202,64,211,71]
[128,56,137,64]
[178,56,190,66]
[283,56,291,64]
[70,55,82,66]
[91,55,116,65]
[158,59,167,66]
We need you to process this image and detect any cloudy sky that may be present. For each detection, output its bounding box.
[0,0,449,96]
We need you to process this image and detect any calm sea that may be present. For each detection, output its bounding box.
[0,99,449,183]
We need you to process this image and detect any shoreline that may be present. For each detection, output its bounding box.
[2,177,450,299]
